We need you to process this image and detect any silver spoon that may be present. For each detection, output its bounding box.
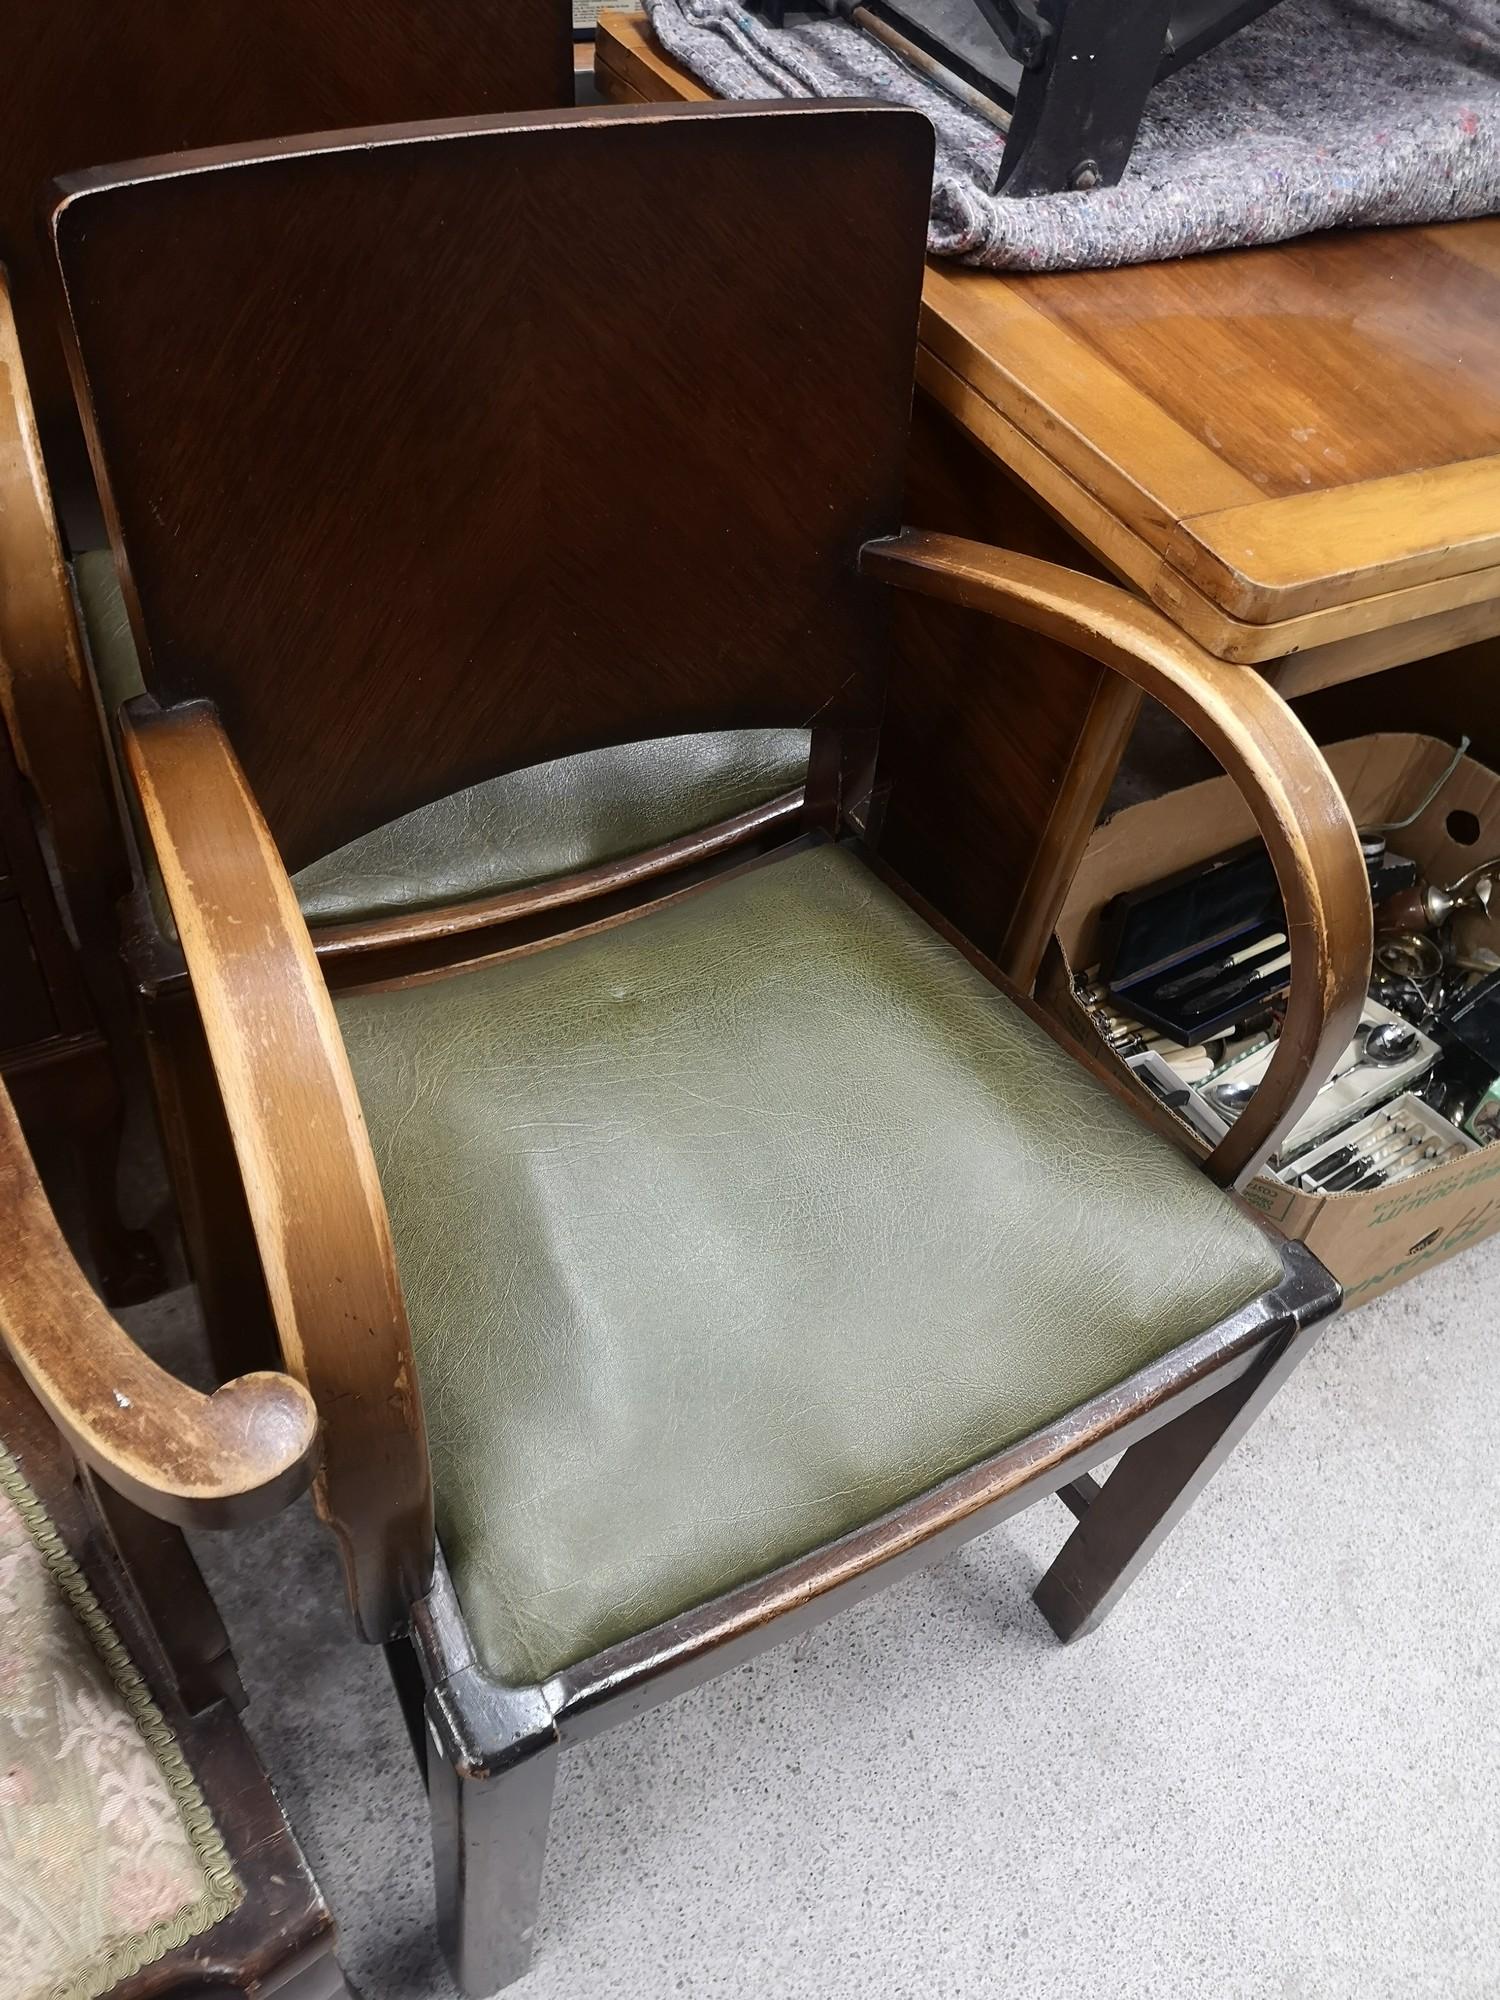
[1214,1020,1418,1118]
[1321,1019,1418,1092]
[1361,1020,1419,1066]
[1212,1073,1260,1114]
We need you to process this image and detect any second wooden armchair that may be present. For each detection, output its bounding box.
[6,101,1371,1992]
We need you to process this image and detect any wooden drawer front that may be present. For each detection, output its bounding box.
[0,900,56,1053]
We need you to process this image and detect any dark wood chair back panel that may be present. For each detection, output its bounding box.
[2,0,574,507]
[50,104,932,872]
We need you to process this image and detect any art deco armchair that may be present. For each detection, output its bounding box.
[1,101,1371,1993]
[1,0,575,909]
[0,0,576,1324]
[3,0,575,524]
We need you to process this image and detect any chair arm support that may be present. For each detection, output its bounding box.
[0,273,128,931]
[121,698,434,1641]
[862,530,1372,1189]
[0,1077,317,1526]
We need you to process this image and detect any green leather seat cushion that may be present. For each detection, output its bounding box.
[334,841,1282,1687]
[72,550,808,925]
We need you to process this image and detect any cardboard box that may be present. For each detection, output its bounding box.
[1052,734,1500,1309]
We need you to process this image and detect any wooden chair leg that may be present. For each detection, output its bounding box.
[71,1048,164,1305]
[1033,1316,1325,1643]
[427,1679,559,1998]
[385,1634,430,1779]
[267,1940,354,2000]
[142,985,279,1378]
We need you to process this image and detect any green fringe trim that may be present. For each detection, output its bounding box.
[0,1444,243,2000]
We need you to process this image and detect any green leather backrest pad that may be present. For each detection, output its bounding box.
[73,548,808,925]
[291,730,809,926]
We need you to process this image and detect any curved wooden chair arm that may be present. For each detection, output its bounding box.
[862,530,1372,1189]
[121,698,434,1642]
[0,1076,317,1526]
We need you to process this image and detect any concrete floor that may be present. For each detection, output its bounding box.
[147,1231,1500,2000]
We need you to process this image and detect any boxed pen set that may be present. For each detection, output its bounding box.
[1048,734,1500,1310]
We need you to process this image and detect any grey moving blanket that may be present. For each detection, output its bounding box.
[643,0,1500,269]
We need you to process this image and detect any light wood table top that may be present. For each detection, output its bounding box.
[596,10,1500,689]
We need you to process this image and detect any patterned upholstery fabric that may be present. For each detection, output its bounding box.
[0,1448,239,2000]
